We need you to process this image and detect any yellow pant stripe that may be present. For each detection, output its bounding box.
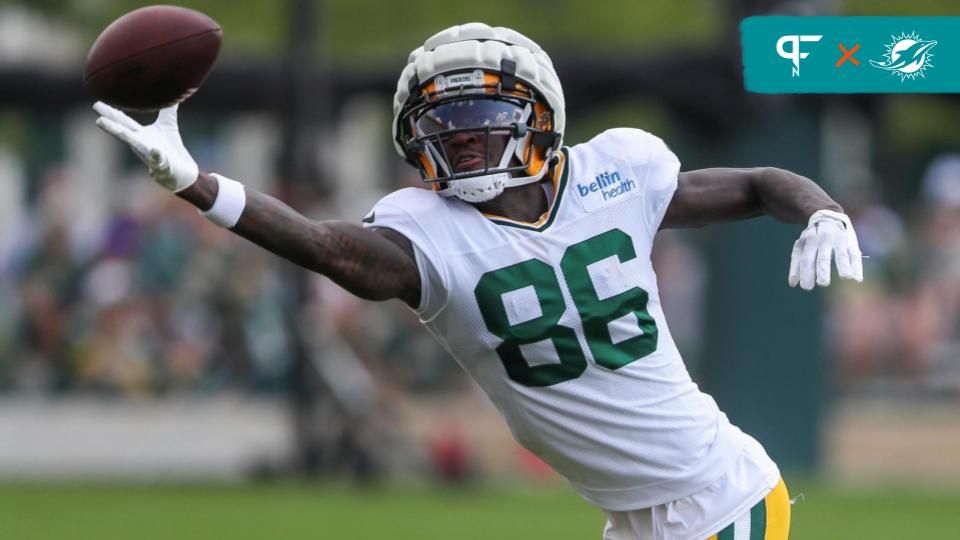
[704,478,791,540]
[764,479,791,540]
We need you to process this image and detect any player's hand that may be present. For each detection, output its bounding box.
[93,101,199,192]
[788,209,863,290]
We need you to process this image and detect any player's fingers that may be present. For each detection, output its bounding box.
[95,116,126,139]
[148,148,168,171]
[816,243,833,287]
[842,221,865,282]
[835,245,854,279]
[98,117,151,161]
[788,240,802,287]
[157,104,179,128]
[799,236,818,291]
[850,245,864,282]
[93,101,142,131]
[96,117,144,155]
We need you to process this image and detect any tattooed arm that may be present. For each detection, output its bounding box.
[179,173,421,309]
[90,103,419,307]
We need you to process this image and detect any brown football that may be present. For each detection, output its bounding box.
[83,5,222,112]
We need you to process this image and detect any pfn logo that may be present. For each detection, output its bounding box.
[776,35,822,77]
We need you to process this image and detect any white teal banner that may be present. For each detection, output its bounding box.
[742,16,959,93]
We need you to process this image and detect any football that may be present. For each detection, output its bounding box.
[83,5,222,112]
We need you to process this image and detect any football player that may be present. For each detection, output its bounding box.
[94,23,862,540]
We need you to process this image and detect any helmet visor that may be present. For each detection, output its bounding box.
[411,98,530,178]
[414,98,527,137]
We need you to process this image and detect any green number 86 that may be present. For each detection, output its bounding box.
[474,229,658,387]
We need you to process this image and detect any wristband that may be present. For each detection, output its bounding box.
[201,174,246,228]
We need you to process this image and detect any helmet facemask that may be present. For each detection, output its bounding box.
[397,64,560,203]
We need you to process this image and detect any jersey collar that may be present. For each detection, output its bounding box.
[482,147,569,232]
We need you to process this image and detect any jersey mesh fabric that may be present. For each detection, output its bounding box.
[602,428,781,539]
[364,128,742,511]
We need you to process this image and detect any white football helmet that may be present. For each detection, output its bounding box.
[393,23,565,203]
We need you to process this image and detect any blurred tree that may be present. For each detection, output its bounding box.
[13,0,721,62]
[843,0,958,15]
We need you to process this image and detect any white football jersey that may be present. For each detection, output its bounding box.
[364,128,749,511]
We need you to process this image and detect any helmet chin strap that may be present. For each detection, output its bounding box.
[442,172,512,203]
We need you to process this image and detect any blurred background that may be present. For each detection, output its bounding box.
[2,0,960,538]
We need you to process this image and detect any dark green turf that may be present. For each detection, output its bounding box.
[1,481,958,539]
[787,481,960,540]
[0,482,602,540]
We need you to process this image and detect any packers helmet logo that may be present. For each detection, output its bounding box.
[434,70,484,93]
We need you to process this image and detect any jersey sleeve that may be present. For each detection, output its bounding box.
[361,189,450,321]
[597,128,681,235]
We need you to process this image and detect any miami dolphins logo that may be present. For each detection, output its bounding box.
[870,31,937,81]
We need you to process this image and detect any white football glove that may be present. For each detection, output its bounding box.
[788,209,864,290]
[93,101,199,192]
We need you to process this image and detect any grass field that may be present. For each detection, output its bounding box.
[2,481,959,539]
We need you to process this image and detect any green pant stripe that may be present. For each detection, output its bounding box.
[716,495,768,540]
[750,496,768,540]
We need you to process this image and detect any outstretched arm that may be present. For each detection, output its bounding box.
[660,167,862,290]
[661,167,842,228]
[179,175,420,307]
[93,101,421,309]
